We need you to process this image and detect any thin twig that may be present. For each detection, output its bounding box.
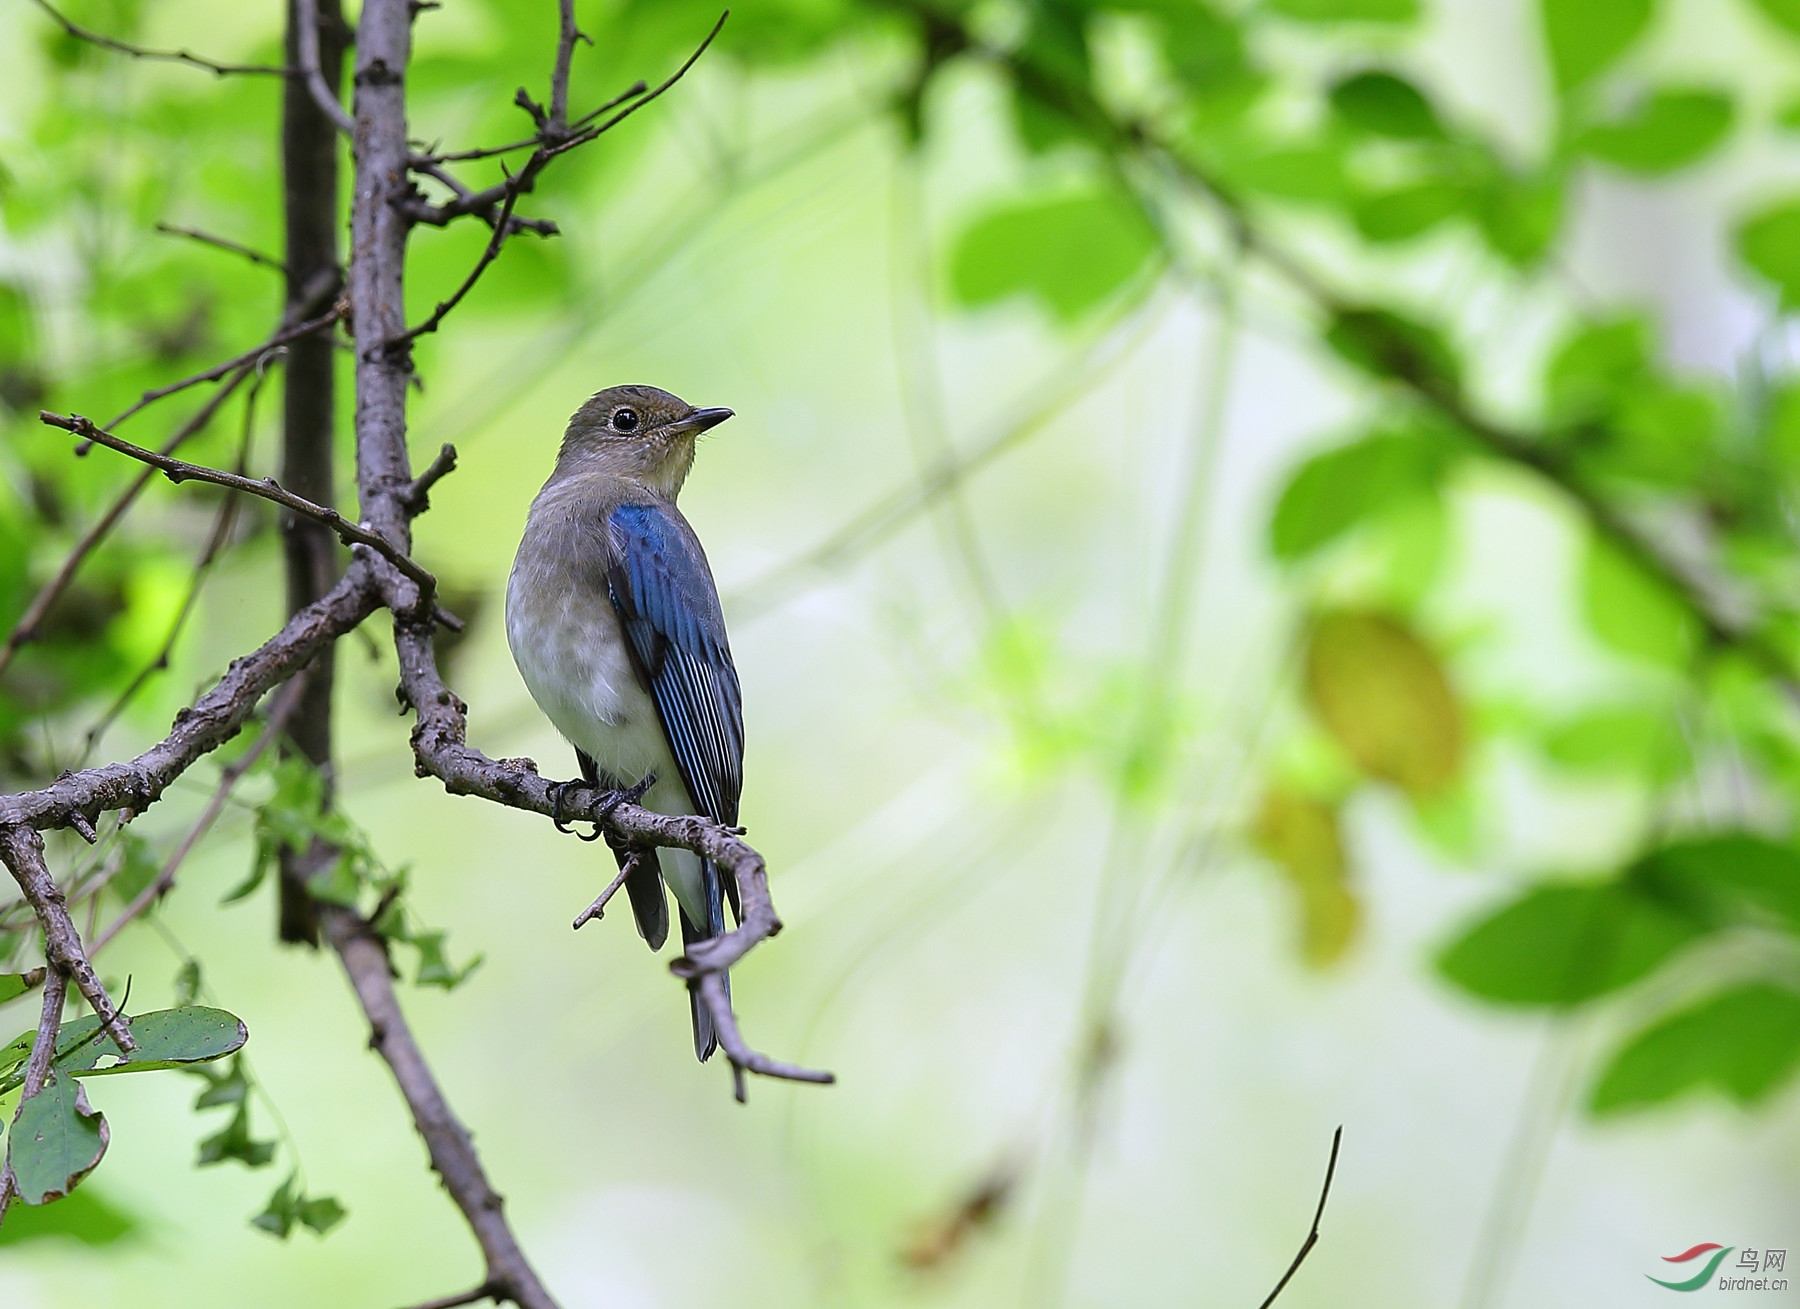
[0,367,254,681]
[396,1285,498,1309]
[39,411,439,615]
[384,185,521,353]
[104,306,340,432]
[79,366,271,760]
[0,826,134,1054]
[402,444,459,514]
[29,0,289,77]
[90,676,308,956]
[295,0,354,135]
[1257,1126,1344,1309]
[571,861,632,929]
[546,11,728,158]
[546,0,590,134]
[154,222,289,274]
[415,80,644,164]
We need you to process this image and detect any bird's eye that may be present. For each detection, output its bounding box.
[611,407,639,433]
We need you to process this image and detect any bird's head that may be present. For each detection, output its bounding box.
[557,384,733,496]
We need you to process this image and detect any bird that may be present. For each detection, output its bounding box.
[505,384,742,1060]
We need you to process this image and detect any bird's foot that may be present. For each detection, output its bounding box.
[548,777,603,842]
[596,771,657,823]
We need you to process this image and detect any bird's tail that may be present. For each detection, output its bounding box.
[679,857,730,1061]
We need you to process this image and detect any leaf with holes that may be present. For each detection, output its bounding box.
[6,1074,109,1205]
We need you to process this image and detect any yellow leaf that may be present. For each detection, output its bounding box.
[1253,786,1360,966]
[1303,610,1463,795]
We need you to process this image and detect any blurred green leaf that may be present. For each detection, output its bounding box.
[172,958,201,1008]
[1328,70,1445,139]
[6,1074,108,1205]
[1746,0,1800,39]
[0,1183,138,1247]
[1597,382,1719,486]
[1540,0,1654,94]
[250,1171,346,1239]
[1325,307,1461,393]
[1474,169,1565,266]
[1591,983,1800,1112]
[1540,705,1685,779]
[1352,182,1466,243]
[1438,880,1705,1006]
[1265,0,1418,22]
[1269,428,1444,560]
[1580,538,1699,667]
[191,1054,251,1111]
[1545,315,1652,425]
[1217,142,1349,205]
[409,930,484,990]
[949,186,1159,323]
[1736,198,1800,309]
[1253,785,1360,966]
[1631,834,1800,933]
[196,1098,276,1170]
[1576,89,1732,174]
[1777,92,1800,132]
[0,973,31,1005]
[1304,610,1463,795]
[108,830,160,905]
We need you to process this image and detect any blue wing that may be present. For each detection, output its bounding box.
[606,501,744,830]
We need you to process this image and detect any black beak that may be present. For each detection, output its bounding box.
[672,406,733,435]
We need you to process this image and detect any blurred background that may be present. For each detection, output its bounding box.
[1,0,1798,1304]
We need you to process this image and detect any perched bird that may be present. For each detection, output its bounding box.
[506,384,741,1059]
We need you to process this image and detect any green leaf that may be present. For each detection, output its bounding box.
[1325,307,1462,394]
[250,1171,345,1239]
[1746,0,1800,39]
[1545,315,1653,425]
[1777,93,1800,132]
[1438,881,1705,1006]
[1269,429,1444,560]
[1579,538,1699,667]
[950,187,1160,323]
[1352,182,1466,243]
[1540,705,1685,779]
[1591,983,1800,1112]
[6,1074,108,1205]
[172,959,201,1008]
[0,973,31,1005]
[107,831,161,905]
[1631,834,1800,933]
[0,1184,138,1247]
[1599,382,1719,485]
[298,1194,347,1235]
[65,1006,247,1078]
[1576,89,1733,174]
[1473,170,1565,267]
[1736,198,1800,309]
[1328,71,1446,139]
[1304,610,1463,795]
[191,1054,251,1110]
[410,931,483,990]
[1265,0,1418,23]
[1540,0,1654,94]
[196,1098,276,1169]
[1217,142,1349,205]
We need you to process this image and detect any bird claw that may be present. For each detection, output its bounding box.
[548,777,603,841]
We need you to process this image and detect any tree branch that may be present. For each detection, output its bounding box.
[154,222,290,275]
[28,0,290,78]
[89,675,308,956]
[384,184,521,355]
[0,967,68,1223]
[39,411,441,619]
[0,568,377,832]
[322,904,558,1309]
[295,0,355,135]
[0,826,134,1054]
[0,366,255,681]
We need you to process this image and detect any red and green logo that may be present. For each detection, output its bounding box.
[1649,1244,1732,1291]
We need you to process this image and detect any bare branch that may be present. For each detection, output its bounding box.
[397,1286,500,1309]
[402,443,459,514]
[415,80,644,165]
[295,0,355,135]
[29,0,290,77]
[154,222,289,274]
[0,826,134,1054]
[90,676,307,956]
[1257,1126,1343,1309]
[556,10,727,147]
[39,411,440,618]
[0,366,254,681]
[0,568,377,832]
[322,904,559,1309]
[547,0,591,135]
